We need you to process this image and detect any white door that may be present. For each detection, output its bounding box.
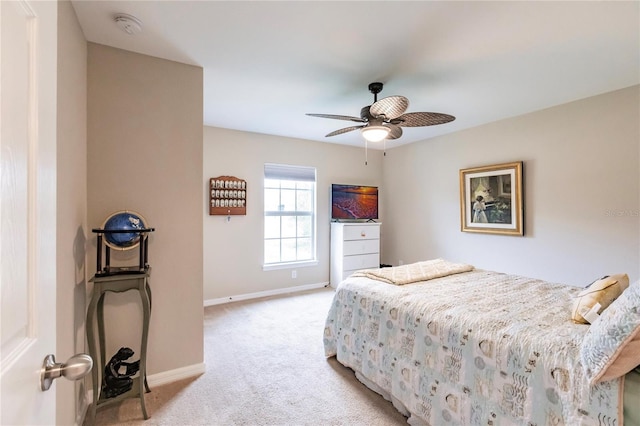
[1,0,58,424]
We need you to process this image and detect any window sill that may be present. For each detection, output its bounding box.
[262,260,318,271]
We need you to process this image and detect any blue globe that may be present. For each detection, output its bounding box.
[102,211,147,250]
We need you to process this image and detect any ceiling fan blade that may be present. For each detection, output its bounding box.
[360,106,373,120]
[385,124,403,140]
[325,125,365,137]
[306,113,365,123]
[369,96,409,120]
[392,112,456,127]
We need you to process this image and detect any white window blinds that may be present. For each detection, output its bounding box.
[264,163,316,182]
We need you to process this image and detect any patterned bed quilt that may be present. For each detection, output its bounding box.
[324,266,623,425]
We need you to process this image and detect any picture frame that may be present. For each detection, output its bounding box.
[459,161,523,235]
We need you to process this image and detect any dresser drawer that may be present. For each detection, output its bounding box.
[343,253,379,271]
[343,239,379,256]
[343,225,380,241]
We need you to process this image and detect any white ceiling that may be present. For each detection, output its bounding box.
[70,1,639,149]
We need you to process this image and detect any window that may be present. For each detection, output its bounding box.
[263,163,316,268]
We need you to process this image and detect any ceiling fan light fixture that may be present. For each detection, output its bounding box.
[361,125,389,142]
[307,82,454,145]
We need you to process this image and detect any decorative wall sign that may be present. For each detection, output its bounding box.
[460,162,523,236]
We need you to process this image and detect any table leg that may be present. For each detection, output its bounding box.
[86,288,101,424]
[97,294,106,381]
[144,280,152,393]
[139,277,152,418]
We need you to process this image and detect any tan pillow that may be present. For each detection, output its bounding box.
[571,274,630,324]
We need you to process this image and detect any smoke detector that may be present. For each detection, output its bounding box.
[114,13,142,35]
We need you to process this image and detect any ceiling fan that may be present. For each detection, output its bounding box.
[306,82,455,143]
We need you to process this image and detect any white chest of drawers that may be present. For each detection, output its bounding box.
[330,222,381,288]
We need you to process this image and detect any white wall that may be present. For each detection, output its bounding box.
[56,2,87,424]
[87,44,204,375]
[203,127,383,301]
[382,86,640,287]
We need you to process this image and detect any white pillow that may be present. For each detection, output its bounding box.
[580,282,640,384]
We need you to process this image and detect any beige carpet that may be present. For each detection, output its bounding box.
[88,287,408,425]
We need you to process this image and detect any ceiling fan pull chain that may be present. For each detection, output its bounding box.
[365,140,368,165]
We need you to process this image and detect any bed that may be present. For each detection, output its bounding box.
[324,259,640,425]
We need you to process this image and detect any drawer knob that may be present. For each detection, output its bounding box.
[361,232,366,237]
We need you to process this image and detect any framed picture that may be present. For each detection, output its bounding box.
[459,161,523,235]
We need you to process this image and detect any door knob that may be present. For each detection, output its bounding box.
[40,353,93,391]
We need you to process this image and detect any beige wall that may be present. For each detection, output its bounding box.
[382,86,640,286]
[87,44,204,375]
[203,127,383,301]
[203,87,639,300]
[56,2,87,424]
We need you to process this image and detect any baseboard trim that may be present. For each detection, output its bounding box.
[147,362,206,387]
[204,282,330,306]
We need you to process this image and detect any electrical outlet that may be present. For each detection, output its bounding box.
[398,260,404,266]
[292,270,297,279]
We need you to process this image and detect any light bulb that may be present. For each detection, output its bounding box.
[361,125,390,142]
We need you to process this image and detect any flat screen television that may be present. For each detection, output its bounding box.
[331,184,378,221]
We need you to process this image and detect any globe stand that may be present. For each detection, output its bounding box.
[92,227,155,276]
